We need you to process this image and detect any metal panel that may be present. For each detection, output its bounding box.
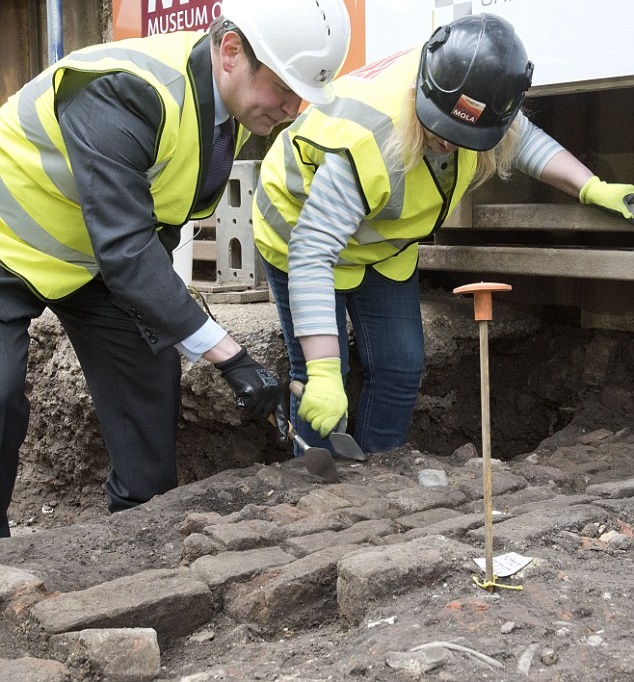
[471,204,632,233]
[418,245,634,281]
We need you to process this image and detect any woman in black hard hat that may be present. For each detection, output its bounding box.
[415,15,534,151]
[254,14,634,456]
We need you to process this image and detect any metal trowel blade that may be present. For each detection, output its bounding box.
[302,449,341,483]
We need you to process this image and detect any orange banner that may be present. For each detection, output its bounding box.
[113,0,221,39]
[342,0,365,74]
[113,0,365,71]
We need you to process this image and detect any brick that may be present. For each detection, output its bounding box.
[576,428,612,445]
[51,628,160,682]
[177,512,225,536]
[415,512,499,538]
[228,503,308,525]
[396,507,463,530]
[450,442,479,464]
[202,519,282,551]
[458,472,528,501]
[0,565,46,609]
[224,544,360,631]
[385,487,467,514]
[0,656,69,682]
[296,489,356,514]
[28,569,212,641]
[364,473,419,494]
[337,542,448,625]
[256,504,309,525]
[285,513,348,537]
[328,499,400,524]
[586,477,634,499]
[507,493,598,515]
[254,466,312,490]
[191,547,295,589]
[180,533,218,565]
[468,504,610,550]
[462,457,509,472]
[506,463,572,488]
[327,483,384,504]
[284,520,395,557]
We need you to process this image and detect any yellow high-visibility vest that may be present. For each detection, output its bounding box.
[0,32,247,300]
[254,47,477,290]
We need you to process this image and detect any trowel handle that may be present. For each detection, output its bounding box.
[289,379,347,433]
[268,413,309,453]
[289,380,305,399]
[290,427,311,453]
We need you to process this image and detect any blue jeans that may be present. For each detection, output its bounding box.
[263,261,425,455]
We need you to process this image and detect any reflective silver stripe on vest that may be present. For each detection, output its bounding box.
[17,73,80,203]
[0,174,99,273]
[16,48,186,204]
[318,96,406,221]
[353,219,411,251]
[146,160,169,184]
[55,47,187,102]
[283,132,309,208]
[257,97,410,257]
[255,133,301,243]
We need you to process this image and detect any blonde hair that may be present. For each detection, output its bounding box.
[384,85,522,189]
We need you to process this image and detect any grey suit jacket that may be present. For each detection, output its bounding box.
[56,35,219,353]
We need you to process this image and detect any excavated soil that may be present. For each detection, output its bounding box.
[1,292,634,681]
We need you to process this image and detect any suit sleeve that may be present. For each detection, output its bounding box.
[56,70,212,352]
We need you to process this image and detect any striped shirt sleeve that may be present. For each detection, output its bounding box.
[288,152,366,337]
[287,115,565,339]
[514,112,565,178]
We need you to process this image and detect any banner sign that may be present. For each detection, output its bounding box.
[112,0,364,73]
[113,0,223,40]
[141,0,221,36]
[114,1,633,87]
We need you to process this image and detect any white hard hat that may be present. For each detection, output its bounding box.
[220,0,351,104]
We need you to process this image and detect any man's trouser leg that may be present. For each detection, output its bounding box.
[0,266,45,537]
[51,280,182,513]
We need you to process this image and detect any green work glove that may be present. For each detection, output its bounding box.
[299,358,348,438]
[579,176,634,222]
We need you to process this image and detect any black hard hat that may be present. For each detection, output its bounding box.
[415,13,534,151]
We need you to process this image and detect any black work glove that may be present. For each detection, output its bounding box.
[215,346,288,441]
[269,403,290,444]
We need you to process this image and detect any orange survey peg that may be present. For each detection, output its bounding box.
[452,282,512,321]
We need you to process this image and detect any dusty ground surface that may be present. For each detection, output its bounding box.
[1,293,634,681]
[8,290,602,533]
[1,427,633,682]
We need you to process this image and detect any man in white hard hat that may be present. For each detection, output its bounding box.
[0,0,351,537]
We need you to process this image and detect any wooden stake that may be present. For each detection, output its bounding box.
[453,282,512,587]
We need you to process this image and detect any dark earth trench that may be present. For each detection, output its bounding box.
[1,289,634,682]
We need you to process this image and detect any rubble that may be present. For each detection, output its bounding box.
[1,429,634,681]
[2,290,634,680]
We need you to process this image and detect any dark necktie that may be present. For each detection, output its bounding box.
[202,117,235,198]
